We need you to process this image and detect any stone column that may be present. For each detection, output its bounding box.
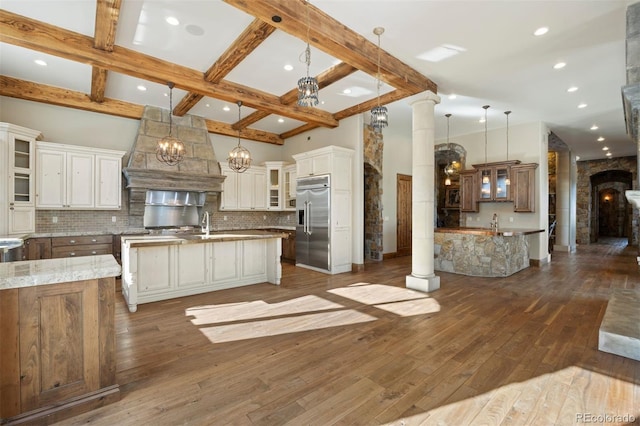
[406,91,441,293]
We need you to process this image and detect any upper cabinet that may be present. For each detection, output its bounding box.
[460,160,538,213]
[35,142,125,210]
[219,163,267,211]
[0,123,41,235]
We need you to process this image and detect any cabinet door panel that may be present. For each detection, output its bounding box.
[177,244,208,288]
[253,170,267,209]
[137,246,173,293]
[67,152,94,208]
[9,206,35,234]
[95,155,121,209]
[212,241,238,282]
[36,149,65,208]
[19,281,99,411]
[242,240,266,278]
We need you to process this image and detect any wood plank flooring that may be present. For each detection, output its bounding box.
[56,238,639,425]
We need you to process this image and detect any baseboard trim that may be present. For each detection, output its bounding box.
[383,252,398,260]
[352,263,365,272]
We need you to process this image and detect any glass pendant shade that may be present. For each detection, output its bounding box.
[444,176,452,186]
[297,74,319,107]
[156,82,185,166]
[370,105,388,130]
[227,101,252,173]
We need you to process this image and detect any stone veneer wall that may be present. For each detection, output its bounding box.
[363,125,383,261]
[435,143,466,227]
[577,156,638,245]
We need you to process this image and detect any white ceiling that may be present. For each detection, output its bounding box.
[0,0,635,161]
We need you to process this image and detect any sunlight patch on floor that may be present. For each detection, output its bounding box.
[185,295,344,325]
[328,283,440,316]
[381,366,638,426]
[197,310,377,343]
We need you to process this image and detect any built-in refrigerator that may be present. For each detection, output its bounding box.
[296,175,330,271]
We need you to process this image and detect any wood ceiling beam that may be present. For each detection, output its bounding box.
[91,0,121,103]
[223,0,437,95]
[0,9,338,128]
[280,89,411,139]
[173,18,276,116]
[236,61,358,129]
[0,76,283,145]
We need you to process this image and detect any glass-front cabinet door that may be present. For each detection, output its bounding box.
[479,169,492,200]
[10,136,34,205]
[495,167,509,200]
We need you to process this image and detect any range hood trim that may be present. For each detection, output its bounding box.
[123,167,226,193]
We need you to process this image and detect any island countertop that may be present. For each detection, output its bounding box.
[121,229,288,248]
[435,227,544,237]
[0,254,121,290]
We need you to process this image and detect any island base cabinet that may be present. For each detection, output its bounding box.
[0,278,119,425]
[122,238,282,312]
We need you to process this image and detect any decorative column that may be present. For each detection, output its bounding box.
[406,91,441,293]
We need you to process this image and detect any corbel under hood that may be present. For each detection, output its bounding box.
[123,106,225,214]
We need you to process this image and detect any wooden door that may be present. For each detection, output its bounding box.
[396,174,412,256]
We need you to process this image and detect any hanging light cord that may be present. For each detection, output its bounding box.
[237,101,242,145]
[376,31,382,106]
[505,111,511,161]
[168,82,174,136]
[301,0,311,76]
[483,105,489,165]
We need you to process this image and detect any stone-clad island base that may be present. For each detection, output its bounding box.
[434,227,544,277]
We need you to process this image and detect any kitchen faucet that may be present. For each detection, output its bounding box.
[201,211,210,236]
[490,213,499,232]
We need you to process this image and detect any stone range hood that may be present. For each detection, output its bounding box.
[123,106,225,215]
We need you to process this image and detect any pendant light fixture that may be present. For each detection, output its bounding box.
[482,105,490,184]
[227,101,252,173]
[156,82,185,166]
[297,0,319,107]
[504,110,512,185]
[444,113,453,186]
[370,26,388,131]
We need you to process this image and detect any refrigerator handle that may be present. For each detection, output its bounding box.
[307,202,312,235]
[303,201,308,234]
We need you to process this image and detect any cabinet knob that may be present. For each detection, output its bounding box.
[91,251,97,255]
[69,240,76,244]
[69,252,75,256]
[91,239,97,242]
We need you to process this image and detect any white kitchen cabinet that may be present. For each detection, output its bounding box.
[36,142,124,210]
[295,151,331,177]
[0,123,41,236]
[220,163,267,211]
[284,165,296,211]
[121,236,282,312]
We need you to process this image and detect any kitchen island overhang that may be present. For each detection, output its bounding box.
[121,230,286,312]
[434,227,544,277]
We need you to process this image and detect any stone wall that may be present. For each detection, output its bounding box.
[576,156,637,244]
[363,125,383,261]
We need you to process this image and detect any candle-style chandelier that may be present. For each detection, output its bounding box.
[156,82,185,166]
[227,101,252,173]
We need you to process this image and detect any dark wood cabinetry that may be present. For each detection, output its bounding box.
[23,237,51,260]
[0,277,119,424]
[281,230,296,263]
[459,160,538,213]
[24,235,115,261]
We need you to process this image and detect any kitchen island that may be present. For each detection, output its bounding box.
[434,227,544,277]
[0,255,121,424]
[121,230,286,312]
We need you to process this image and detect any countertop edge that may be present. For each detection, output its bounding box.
[435,227,545,236]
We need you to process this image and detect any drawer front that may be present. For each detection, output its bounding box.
[51,235,113,247]
[51,244,113,258]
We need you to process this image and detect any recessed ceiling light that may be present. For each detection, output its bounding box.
[343,89,352,94]
[223,106,230,112]
[163,93,168,97]
[590,125,599,130]
[553,62,566,70]
[278,118,284,123]
[321,101,325,105]
[205,103,210,108]
[602,146,609,151]
[567,86,578,93]
[606,152,612,157]
[34,59,47,66]
[578,103,587,109]
[448,94,457,100]
[284,64,293,71]
[534,27,549,36]
[137,85,147,91]
[166,16,180,26]
[479,118,486,123]
[597,136,605,142]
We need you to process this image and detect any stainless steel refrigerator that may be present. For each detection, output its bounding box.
[296,175,330,271]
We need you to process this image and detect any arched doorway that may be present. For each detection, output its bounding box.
[590,170,633,243]
[434,143,466,227]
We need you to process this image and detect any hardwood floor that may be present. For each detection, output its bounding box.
[57,239,639,425]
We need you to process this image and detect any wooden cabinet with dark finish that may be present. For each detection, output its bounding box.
[23,237,52,260]
[459,169,479,213]
[281,230,296,263]
[512,163,538,212]
[0,277,119,424]
[473,160,520,202]
[51,235,113,259]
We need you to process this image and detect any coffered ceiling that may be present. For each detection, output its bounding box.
[0,0,635,161]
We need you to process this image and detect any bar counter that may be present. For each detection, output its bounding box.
[434,227,544,277]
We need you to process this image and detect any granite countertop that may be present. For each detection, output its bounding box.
[0,254,121,290]
[435,227,545,237]
[121,229,289,248]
